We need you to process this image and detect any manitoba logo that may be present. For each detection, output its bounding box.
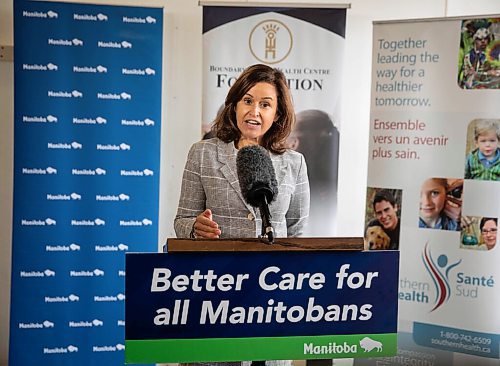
[359,337,383,353]
[422,243,461,311]
[249,19,293,64]
[304,341,357,355]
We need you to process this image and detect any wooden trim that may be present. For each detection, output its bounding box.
[166,237,364,252]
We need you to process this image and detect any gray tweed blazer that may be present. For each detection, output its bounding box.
[174,138,310,239]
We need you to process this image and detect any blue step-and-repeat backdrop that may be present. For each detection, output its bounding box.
[10,1,163,364]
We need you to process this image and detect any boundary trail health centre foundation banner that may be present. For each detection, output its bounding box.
[10,1,163,365]
[202,5,347,237]
[359,16,500,365]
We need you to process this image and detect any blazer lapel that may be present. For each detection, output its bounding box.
[216,139,256,214]
[271,153,288,198]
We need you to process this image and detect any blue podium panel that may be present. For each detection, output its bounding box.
[126,250,400,363]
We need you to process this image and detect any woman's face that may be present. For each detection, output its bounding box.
[420,179,446,221]
[482,219,497,248]
[235,82,278,147]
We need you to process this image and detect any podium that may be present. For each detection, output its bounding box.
[125,237,399,364]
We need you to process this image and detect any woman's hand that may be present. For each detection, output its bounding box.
[460,215,475,230]
[444,200,461,222]
[193,209,221,238]
[444,180,463,222]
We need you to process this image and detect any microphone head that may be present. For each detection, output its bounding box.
[236,145,278,207]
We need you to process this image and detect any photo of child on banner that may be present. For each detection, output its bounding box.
[364,188,402,250]
[458,18,500,89]
[418,178,463,231]
[464,118,500,181]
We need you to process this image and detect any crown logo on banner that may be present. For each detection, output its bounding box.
[249,19,293,64]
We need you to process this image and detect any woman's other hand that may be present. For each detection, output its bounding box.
[193,209,221,238]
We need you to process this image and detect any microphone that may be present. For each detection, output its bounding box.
[236,145,278,243]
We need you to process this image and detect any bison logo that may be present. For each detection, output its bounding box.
[359,337,383,352]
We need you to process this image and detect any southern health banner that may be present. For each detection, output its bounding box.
[125,250,399,363]
[202,5,347,237]
[11,1,162,365]
[362,16,500,364]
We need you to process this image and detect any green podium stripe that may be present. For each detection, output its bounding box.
[125,333,397,364]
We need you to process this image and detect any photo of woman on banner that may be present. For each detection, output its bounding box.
[418,178,462,231]
[286,109,339,236]
[174,64,310,246]
[464,119,500,181]
[458,18,500,89]
[364,188,402,250]
[479,217,498,250]
[460,216,497,250]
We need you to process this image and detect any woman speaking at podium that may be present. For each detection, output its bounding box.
[174,63,310,244]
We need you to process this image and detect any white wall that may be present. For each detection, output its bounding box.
[0,1,14,365]
[1,0,498,365]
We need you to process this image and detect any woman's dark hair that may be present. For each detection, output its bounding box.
[211,64,295,154]
[479,217,497,231]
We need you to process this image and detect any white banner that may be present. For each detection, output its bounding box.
[202,6,347,236]
[364,16,500,364]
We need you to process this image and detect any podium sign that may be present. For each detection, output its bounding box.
[125,249,399,363]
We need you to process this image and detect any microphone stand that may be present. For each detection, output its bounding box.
[259,195,274,244]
